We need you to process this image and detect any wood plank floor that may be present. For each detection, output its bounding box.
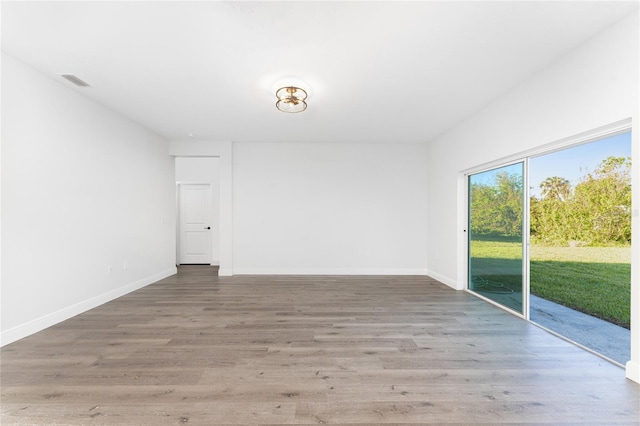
[2,266,639,425]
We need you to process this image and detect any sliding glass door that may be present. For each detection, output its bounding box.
[466,130,631,365]
[468,162,525,315]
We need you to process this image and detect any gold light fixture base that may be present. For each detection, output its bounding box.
[276,86,307,113]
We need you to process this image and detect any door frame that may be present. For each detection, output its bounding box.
[464,158,529,319]
[170,141,233,276]
[459,120,631,300]
[458,119,634,370]
[176,182,215,266]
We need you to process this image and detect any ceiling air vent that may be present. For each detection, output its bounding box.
[60,74,90,87]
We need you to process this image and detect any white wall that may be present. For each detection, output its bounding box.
[426,14,639,380]
[1,53,176,345]
[175,157,221,264]
[232,142,429,274]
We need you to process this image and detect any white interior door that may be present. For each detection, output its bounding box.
[178,184,211,264]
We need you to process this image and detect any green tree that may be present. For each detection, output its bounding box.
[494,171,523,236]
[572,156,631,245]
[469,183,497,235]
[470,171,522,237]
[530,194,572,245]
[530,156,631,246]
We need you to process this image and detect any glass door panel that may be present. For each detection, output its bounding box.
[528,131,631,364]
[468,162,525,314]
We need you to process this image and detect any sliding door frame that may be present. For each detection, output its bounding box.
[464,158,530,319]
[459,119,631,327]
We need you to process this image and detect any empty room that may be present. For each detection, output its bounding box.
[1,1,639,424]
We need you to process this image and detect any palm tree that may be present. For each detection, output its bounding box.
[540,176,571,201]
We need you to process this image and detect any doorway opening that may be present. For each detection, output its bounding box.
[175,157,221,267]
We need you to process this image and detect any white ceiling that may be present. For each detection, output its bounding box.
[2,1,638,143]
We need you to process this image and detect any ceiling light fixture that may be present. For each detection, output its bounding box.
[276,86,307,113]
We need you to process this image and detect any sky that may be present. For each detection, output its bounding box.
[470,131,631,198]
[529,131,631,198]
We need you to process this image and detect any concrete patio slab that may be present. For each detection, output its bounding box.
[530,294,630,365]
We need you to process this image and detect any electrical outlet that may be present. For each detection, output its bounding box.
[123,261,128,270]
[107,265,112,275]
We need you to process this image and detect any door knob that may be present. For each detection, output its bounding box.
[205,226,211,230]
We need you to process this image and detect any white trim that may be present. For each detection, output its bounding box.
[523,157,531,320]
[0,267,177,347]
[456,174,468,291]
[218,268,234,277]
[631,117,640,383]
[427,270,458,289]
[460,119,632,176]
[626,361,640,383]
[232,268,429,276]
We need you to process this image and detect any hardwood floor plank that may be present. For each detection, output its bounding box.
[2,267,638,424]
[293,400,640,424]
[1,402,297,425]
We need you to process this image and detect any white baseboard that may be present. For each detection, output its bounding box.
[232,267,429,276]
[218,267,233,276]
[0,267,177,347]
[427,270,460,290]
[626,361,640,383]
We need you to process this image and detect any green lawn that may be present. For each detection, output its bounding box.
[470,239,631,328]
